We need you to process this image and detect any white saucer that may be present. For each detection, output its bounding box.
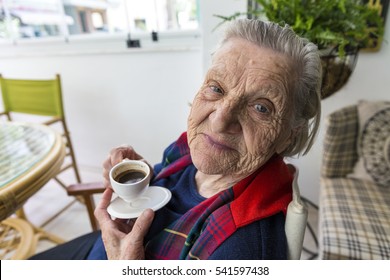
[107,186,172,219]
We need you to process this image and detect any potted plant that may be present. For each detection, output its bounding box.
[216,0,385,98]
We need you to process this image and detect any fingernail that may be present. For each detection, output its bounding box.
[143,209,154,218]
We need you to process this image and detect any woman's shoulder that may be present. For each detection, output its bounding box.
[208,212,287,260]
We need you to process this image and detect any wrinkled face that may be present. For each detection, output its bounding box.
[187,38,295,179]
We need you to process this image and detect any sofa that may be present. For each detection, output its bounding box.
[319,100,390,259]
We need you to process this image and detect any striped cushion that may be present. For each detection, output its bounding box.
[319,177,390,259]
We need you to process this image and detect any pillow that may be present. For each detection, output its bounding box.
[348,100,390,187]
[385,136,390,167]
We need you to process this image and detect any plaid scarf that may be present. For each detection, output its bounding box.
[153,132,192,181]
[146,132,293,260]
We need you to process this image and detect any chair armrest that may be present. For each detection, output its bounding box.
[285,164,308,260]
[67,182,105,196]
[67,182,105,231]
[0,112,10,119]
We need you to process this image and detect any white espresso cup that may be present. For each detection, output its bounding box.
[109,160,151,203]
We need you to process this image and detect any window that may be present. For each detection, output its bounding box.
[125,0,199,33]
[0,0,199,41]
[0,0,68,39]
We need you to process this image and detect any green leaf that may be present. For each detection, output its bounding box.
[219,0,385,56]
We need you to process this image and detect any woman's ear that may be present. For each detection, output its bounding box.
[275,131,294,155]
[275,122,304,155]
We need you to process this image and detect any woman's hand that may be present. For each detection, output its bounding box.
[94,188,155,259]
[102,145,152,189]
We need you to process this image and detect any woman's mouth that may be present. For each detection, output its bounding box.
[203,134,234,151]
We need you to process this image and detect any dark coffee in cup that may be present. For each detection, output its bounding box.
[115,170,146,184]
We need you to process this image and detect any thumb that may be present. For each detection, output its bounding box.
[127,209,155,244]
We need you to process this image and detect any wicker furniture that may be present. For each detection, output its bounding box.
[0,122,66,259]
[0,122,65,221]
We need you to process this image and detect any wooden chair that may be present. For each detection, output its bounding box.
[0,74,86,226]
[67,182,105,231]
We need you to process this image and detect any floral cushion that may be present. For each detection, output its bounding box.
[348,100,390,187]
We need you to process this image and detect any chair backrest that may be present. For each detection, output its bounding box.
[0,74,65,119]
[285,164,308,260]
[321,105,359,178]
[0,74,81,187]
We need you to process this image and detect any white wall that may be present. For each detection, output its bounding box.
[199,0,247,72]
[0,46,203,171]
[1,0,389,203]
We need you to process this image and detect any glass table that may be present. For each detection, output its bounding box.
[0,122,65,220]
[0,121,65,259]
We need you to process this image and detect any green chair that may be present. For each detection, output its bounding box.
[0,74,82,224]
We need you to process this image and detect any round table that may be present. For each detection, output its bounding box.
[0,121,66,259]
[0,122,65,221]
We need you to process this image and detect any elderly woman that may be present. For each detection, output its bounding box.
[31,18,321,260]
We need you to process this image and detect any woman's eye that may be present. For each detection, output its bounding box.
[254,104,269,114]
[210,85,223,94]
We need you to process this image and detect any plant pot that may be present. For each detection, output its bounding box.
[320,46,359,99]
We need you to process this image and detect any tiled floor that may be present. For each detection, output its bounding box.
[21,166,319,259]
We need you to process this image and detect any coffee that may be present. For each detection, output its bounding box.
[115,170,146,184]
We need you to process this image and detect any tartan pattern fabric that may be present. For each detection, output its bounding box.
[319,178,390,259]
[146,188,236,260]
[321,105,359,178]
[320,105,390,259]
[154,132,192,181]
[146,132,293,260]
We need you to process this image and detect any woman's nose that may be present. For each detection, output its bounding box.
[210,101,242,134]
